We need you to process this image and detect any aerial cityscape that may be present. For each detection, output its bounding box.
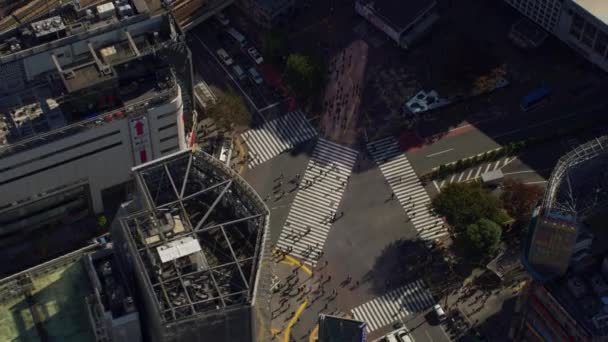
[0,0,607,341]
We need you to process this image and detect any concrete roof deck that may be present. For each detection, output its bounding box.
[360,0,435,31]
[0,259,94,342]
[572,0,608,25]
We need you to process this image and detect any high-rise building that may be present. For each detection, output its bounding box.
[0,2,196,245]
[515,136,608,341]
[504,0,608,72]
[0,243,142,342]
[355,0,440,49]
[111,148,272,342]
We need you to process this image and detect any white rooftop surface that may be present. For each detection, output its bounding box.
[157,236,202,263]
[572,0,608,25]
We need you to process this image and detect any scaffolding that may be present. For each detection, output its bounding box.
[117,149,271,341]
[543,135,608,218]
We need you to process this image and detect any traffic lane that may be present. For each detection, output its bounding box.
[407,128,501,174]
[403,312,451,342]
[189,33,271,123]
[408,102,608,174]
[191,25,281,107]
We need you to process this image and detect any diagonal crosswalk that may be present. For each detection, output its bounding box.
[241,110,317,168]
[434,156,516,191]
[351,279,435,332]
[367,137,448,241]
[276,138,358,266]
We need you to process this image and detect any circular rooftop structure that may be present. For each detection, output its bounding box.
[543,135,608,218]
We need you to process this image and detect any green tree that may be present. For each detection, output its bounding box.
[263,30,289,64]
[500,179,544,223]
[206,87,251,131]
[284,53,323,101]
[457,218,502,260]
[432,182,508,229]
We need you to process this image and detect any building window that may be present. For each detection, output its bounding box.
[595,32,608,57]
[582,23,597,47]
[572,13,584,30]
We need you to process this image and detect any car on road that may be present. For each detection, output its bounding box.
[433,304,447,323]
[395,328,412,342]
[216,49,233,66]
[226,27,248,47]
[232,65,246,80]
[215,12,229,26]
[247,47,264,64]
[248,67,263,84]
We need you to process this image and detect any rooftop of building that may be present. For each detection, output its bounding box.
[572,0,608,25]
[120,149,269,323]
[356,0,436,32]
[0,57,177,155]
[0,245,98,342]
[0,0,146,57]
[545,255,608,336]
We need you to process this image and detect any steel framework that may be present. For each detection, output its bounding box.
[120,149,270,325]
[543,135,608,218]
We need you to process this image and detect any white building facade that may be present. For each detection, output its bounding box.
[504,0,608,72]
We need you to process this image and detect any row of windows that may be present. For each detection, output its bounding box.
[569,13,608,58]
[0,141,122,186]
[0,130,121,174]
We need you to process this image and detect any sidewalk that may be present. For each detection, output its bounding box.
[270,250,355,342]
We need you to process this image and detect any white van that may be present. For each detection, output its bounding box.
[433,304,447,322]
[226,27,247,47]
[385,334,399,342]
[216,49,233,66]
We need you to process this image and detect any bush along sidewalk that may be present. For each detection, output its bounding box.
[423,116,607,181]
[424,142,526,181]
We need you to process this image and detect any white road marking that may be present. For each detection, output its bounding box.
[484,163,492,173]
[426,148,454,158]
[524,180,548,184]
[474,167,482,178]
[492,160,501,170]
[433,180,441,192]
[457,172,465,182]
[502,170,536,176]
[466,169,474,180]
[258,101,282,112]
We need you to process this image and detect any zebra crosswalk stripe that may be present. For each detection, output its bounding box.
[276,138,358,266]
[351,279,434,332]
[241,111,317,168]
[367,137,448,241]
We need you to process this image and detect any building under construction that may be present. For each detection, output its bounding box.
[111,148,272,342]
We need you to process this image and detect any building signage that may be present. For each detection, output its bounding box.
[130,116,151,165]
[355,2,401,43]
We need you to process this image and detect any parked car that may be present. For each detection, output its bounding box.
[232,65,246,80]
[247,47,264,64]
[215,12,229,26]
[248,67,263,84]
[216,48,233,66]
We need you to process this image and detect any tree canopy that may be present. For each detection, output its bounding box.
[263,30,289,65]
[206,87,251,131]
[500,179,544,223]
[432,182,509,229]
[283,53,323,101]
[457,218,502,260]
